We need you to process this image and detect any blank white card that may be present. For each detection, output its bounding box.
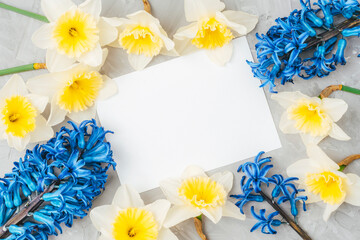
[98,37,281,192]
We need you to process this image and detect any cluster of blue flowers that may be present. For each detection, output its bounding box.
[0,119,116,240]
[248,0,360,93]
[231,151,307,235]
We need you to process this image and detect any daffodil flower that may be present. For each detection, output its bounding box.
[159,165,245,227]
[173,0,258,65]
[27,50,118,126]
[272,91,350,145]
[109,10,176,70]
[287,145,360,221]
[32,0,118,72]
[0,75,53,151]
[90,185,178,240]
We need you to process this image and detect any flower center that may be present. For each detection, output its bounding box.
[53,9,99,58]
[57,71,103,112]
[1,96,37,138]
[112,208,158,240]
[288,99,331,136]
[192,17,234,50]
[178,176,226,209]
[119,26,163,57]
[305,171,346,205]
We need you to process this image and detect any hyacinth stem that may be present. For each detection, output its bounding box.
[338,154,360,171]
[0,63,47,77]
[0,181,58,238]
[194,215,208,240]
[259,191,312,240]
[142,0,151,14]
[0,3,48,22]
[319,85,360,98]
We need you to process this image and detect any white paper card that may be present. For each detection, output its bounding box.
[98,37,281,192]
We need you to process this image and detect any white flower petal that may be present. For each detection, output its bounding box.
[144,199,171,228]
[209,171,233,193]
[31,23,56,49]
[323,202,342,221]
[47,96,67,126]
[159,178,184,205]
[286,158,321,179]
[206,42,233,66]
[78,44,103,67]
[184,0,225,22]
[306,145,340,170]
[220,10,258,36]
[128,54,153,71]
[345,173,360,206]
[93,48,109,72]
[181,165,207,179]
[67,105,97,123]
[112,184,145,209]
[41,0,76,22]
[149,23,175,51]
[0,74,28,99]
[163,205,200,228]
[271,91,309,109]
[160,47,179,57]
[46,49,77,73]
[201,206,222,223]
[127,10,159,26]
[90,205,118,235]
[98,18,118,46]
[98,234,113,240]
[329,123,350,141]
[102,17,127,27]
[222,201,245,220]
[7,134,30,151]
[321,97,348,122]
[29,116,54,143]
[174,22,199,40]
[300,133,325,145]
[26,94,48,113]
[158,228,178,240]
[279,111,299,134]
[79,0,101,18]
[98,75,118,101]
[27,72,66,98]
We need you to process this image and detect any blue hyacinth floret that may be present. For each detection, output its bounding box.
[231,151,307,235]
[248,0,360,93]
[0,119,116,240]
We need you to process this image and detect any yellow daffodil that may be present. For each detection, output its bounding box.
[173,0,258,65]
[272,91,350,145]
[0,75,53,151]
[159,165,245,227]
[108,10,177,71]
[287,145,360,221]
[32,0,118,72]
[90,185,178,240]
[27,50,118,126]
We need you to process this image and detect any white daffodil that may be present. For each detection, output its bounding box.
[32,0,118,72]
[173,0,258,65]
[159,165,245,227]
[27,49,118,126]
[287,145,360,221]
[90,185,178,240]
[0,75,53,151]
[109,10,177,71]
[272,91,350,145]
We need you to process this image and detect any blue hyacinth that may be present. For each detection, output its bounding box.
[0,119,116,240]
[248,0,360,92]
[250,207,282,234]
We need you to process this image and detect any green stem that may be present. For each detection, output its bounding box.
[341,85,360,95]
[0,3,48,22]
[0,63,46,77]
[320,84,360,98]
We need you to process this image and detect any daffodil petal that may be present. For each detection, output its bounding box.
[163,205,200,228]
[97,75,118,101]
[79,0,101,19]
[29,116,54,143]
[300,133,325,145]
[98,234,113,240]
[159,178,184,205]
[329,123,350,141]
[271,91,309,109]
[31,23,56,49]
[47,96,68,126]
[209,171,233,193]
[220,10,258,36]
[287,159,321,179]
[160,47,179,57]
[7,134,30,152]
[201,206,223,223]
[128,54,153,71]
[127,10,159,26]
[98,18,118,46]
[90,205,118,235]
[222,201,245,220]
[26,94,48,113]
[181,165,207,179]
[206,42,233,66]
[112,184,145,209]
[27,72,65,98]
[46,49,77,73]
[306,145,340,170]
[279,111,299,134]
[102,17,127,27]
[158,228,178,240]
[41,0,76,22]
[0,75,28,99]
[184,0,225,22]
[174,22,199,40]
[323,202,342,221]
[149,23,175,51]
[144,199,171,228]
[77,44,103,67]
[321,98,348,122]
[345,173,360,206]
[67,105,96,123]
[215,12,247,36]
